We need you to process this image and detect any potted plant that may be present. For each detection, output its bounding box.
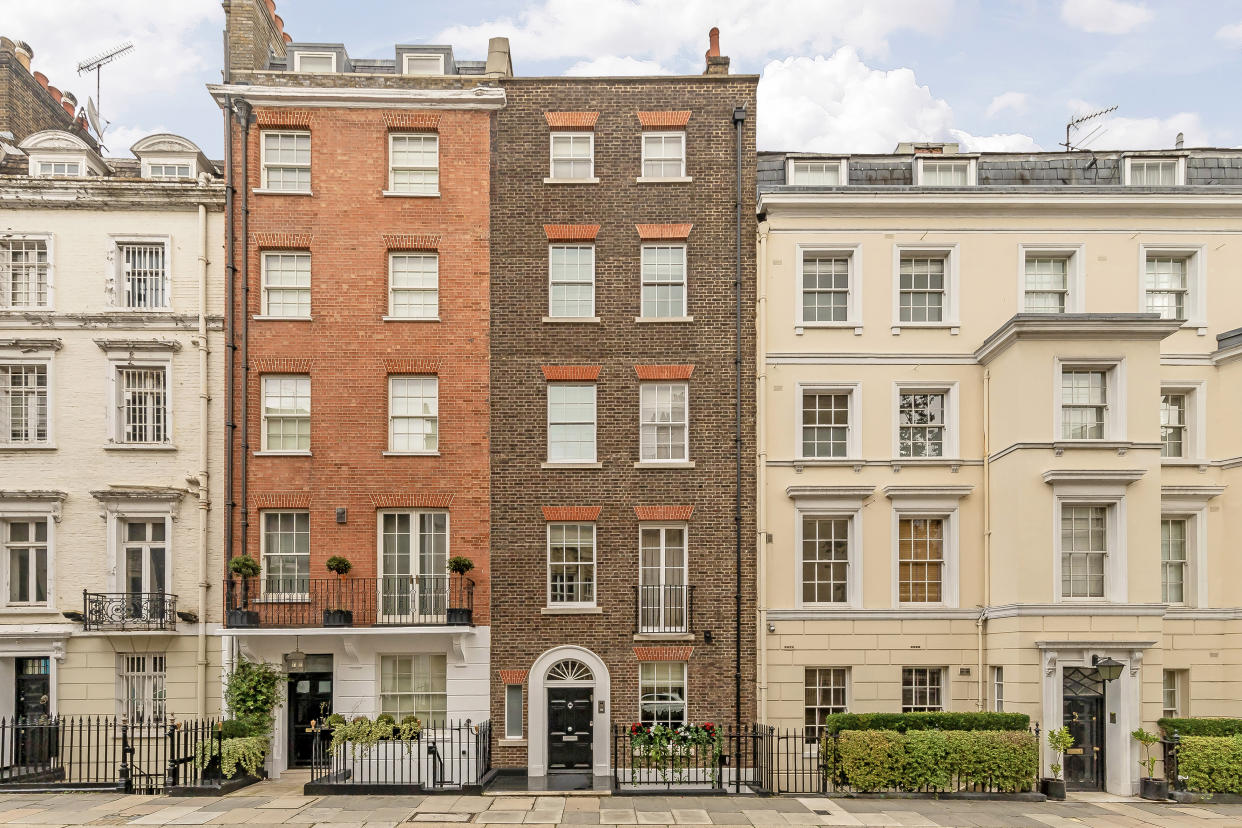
[446,556,475,625]
[1041,726,1074,800]
[227,555,260,628]
[323,556,353,627]
[1132,727,1168,800]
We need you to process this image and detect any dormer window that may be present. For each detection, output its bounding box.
[293,52,336,73]
[146,163,192,180]
[35,160,82,178]
[1125,157,1184,186]
[403,53,444,75]
[131,134,211,182]
[788,159,846,186]
[19,130,107,179]
[915,158,975,186]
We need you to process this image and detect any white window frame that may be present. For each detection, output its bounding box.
[796,383,860,461]
[116,513,171,599]
[637,522,689,632]
[1162,669,1186,718]
[142,160,194,180]
[639,243,688,320]
[1159,381,1205,463]
[386,133,440,197]
[112,236,171,311]
[379,653,448,725]
[108,361,172,446]
[786,158,848,186]
[887,490,965,608]
[638,382,689,464]
[546,382,597,465]
[387,375,438,455]
[795,507,863,609]
[259,251,311,318]
[803,667,849,743]
[260,509,310,599]
[992,666,1004,712]
[914,157,976,186]
[892,244,960,332]
[1053,358,1125,443]
[293,51,336,73]
[1160,488,1217,610]
[0,234,54,311]
[546,522,597,609]
[892,381,959,460]
[1017,244,1084,314]
[2,514,51,608]
[403,53,445,75]
[386,252,439,320]
[795,244,862,332]
[0,496,59,612]
[639,131,687,181]
[547,244,596,320]
[260,374,311,454]
[547,132,596,182]
[1052,496,1125,603]
[259,130,311,194]
[638,661,687,727]
[1139,244,1205,331]
[901,666,946,712]
[504,684,524,741]
[118,653,167,727]
[0,357,53,448]
[29,156,87,179]
[1124,156,1185,186]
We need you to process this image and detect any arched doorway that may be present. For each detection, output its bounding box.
[527,646,610,777]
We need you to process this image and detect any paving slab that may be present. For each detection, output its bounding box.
[669,809,712,825]
[410,815,470,823]
[476,811,529,824]
[634,813,671,825]
[598,810,637,825]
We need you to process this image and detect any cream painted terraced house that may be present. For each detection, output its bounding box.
[756,144,1242,796]
[0,129,225,721]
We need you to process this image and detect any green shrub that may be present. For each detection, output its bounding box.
[223,659,283,736]
[218,718,265,739]
[1159,718,1242,737]
[836,730,905,792]
[830,729,1037,793]
[902,730,951,790]
[1177,735,1242,793]
[946,730,1038,792]
[821,711,1030,736]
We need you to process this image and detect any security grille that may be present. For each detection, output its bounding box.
[120,243,168,309]
[120,654,167,725]
[1,240,49,308]
[119,368,168,443]
[0,364,47,443]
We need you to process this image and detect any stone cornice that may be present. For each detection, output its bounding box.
[90,487,185,503]
[208,83,507,111]
[976,314,1182,363]
[0,178,225,210]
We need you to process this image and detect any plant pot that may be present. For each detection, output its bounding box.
[1140,776,1169,801]
[446,607,472,625]
[1041,777,1066,800]
[323,609,353,627]
[227,609,259,628]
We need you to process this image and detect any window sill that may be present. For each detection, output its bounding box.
[890,457,963,466]
[105,443,178,452]
[792,458,860,466]
[891,324,960,335]
[541,606,602,615]
[633,632,695,642]
[252,596,310,604]
[543,177,600,185]
[109,307,173,313]
[383,451,440,457]
[541,461,603,469]
[635,176,693,183]
[253,450,312,457]
[635,316,694,324]
[382,190,440,198]
[0,444,56,451]
[1161,458,1208,467]
[498,738,528,747]
[1,606,57,615]
[253,315,313,322]
[252,188,313,196]
[543,316,601,324]
[383,316,440,323]
[1051,441,1133,451]
[633,461,695,469]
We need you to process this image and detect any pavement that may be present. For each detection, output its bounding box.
[0,773,1239,828]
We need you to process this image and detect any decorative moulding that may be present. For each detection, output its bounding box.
[541,505,602,522]
[371,492,453,508]
[634,645,693,662]
[637,111,692,128]
[635,223,693,240]
[634,505,693,521]
[541,365,600,381]
[544,111,599,129]
[634,365,694,380]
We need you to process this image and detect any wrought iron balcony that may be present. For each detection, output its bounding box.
[225,575,474,629]
[634,584,693,634]
[82,591,178,632]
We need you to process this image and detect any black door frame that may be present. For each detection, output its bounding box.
[547,686,594,772]
[1062,666,1106,791]
[286,666,333,768]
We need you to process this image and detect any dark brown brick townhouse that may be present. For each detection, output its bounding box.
[489,33,758,778]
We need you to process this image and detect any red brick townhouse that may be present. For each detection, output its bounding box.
[211,0,511,775]
[489,33,758,779]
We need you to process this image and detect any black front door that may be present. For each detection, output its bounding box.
[548,687,593,771]
[13,657,53,767]
[1063,666,1105,790]
[287,660,333,768]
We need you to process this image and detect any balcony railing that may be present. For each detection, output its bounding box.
[225,575,474,629]
[634,584,693,634]
[82,591,178,632]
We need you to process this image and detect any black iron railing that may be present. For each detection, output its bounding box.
[308,720,490,793]
[83,592,178,632]
[225,575,474,629]
[634,584,693,634]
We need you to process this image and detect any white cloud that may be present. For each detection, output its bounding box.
[1215,21,1242,45]
[564,56,671,76]
[1059,0,1153,34]
[1064,101,1217,149]
[986,92,1028,118]
[437,0,952,72]
[757,50,1040,153]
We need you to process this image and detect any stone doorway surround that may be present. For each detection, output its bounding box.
[526,645,611,778]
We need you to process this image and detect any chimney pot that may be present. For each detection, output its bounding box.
[703,27,730,75]
[14,40,32,71]
[707,27,720,57]
[33,70,48,89]
[274,14,284,32]
[282,32,292,44]
[265,0,276,15]
[47,85,62,104]
[61,90,76,117]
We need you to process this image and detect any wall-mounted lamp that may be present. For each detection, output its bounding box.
[1092,655,1124,683]
[284,636,306,673]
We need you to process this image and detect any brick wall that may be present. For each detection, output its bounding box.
[227,105,492,623]
[489,76,758,766]
[0,47,97,148]
[223,0,286,77]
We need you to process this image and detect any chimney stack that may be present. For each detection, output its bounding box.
[484,36,514,78]
[14,40,32,71]
[704,27,730,75]
[1175,132,1184,150]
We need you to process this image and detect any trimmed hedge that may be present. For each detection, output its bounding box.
[1159,717,1242,737]
[831,729,1038,793]
[1176,735,1242,793]
[821,711,1030,736]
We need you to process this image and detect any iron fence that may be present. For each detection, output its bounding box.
[634,585,693,634]
[226,575,474,629]
[83,591,178,631]
[1163,736,1184,791]
[308,720,491,794]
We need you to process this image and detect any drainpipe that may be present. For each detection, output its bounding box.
[756,223,769,724]
[732,104,746,730]
[224,99,236,579]
[979,368,992,710]
[235,99,253,564]
[195,199,211,717]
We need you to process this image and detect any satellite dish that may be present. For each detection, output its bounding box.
[86,97,104,139]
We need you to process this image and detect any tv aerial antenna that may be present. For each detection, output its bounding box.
[77,41,134,139]
[1062,105,1118,152]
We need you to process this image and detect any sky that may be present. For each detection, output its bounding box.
[3,0,1241,159]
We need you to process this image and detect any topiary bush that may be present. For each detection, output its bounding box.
[1176,735,1242,793]
[821,711,1030,736]
[1159,718,1242,737]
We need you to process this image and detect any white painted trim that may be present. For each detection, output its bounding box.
[546,522,597,610]
[0,354,54,448]
[260,373,311,453]
[795,381,861,461]
[292,51,337,73]
[0,508,55,612]
[638,243,688,320]
[402,53,446,76]
[1051,493,1127,604]
[103,505,175,596]
[891,243,960,333]
[547,243,595,319]
[891,381,959,460]
[1159,380,1206,462]
[638,381,689,464]
[1017,243,1085,314]
[103,353,174,447]
[888,506,960,609]
[1139,243,1206,332]
[1053,356,1126,443]
[640,131,686,178]
[387,250,439,320]
[786,157,848,186]
[1123,155,1186,186]
[548,132,594,182]
[259,130,311,194]
[208,84,507,110]
[794,504,863,610]
[387,132,439,196]
[0,233,55,312]
[109,235,173,312]
[527,645,611,777]
[546,381,597,463]
[913,157,977,186]
[794,243,862,332]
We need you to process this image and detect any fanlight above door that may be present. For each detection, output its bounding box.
[546,659,593,683]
